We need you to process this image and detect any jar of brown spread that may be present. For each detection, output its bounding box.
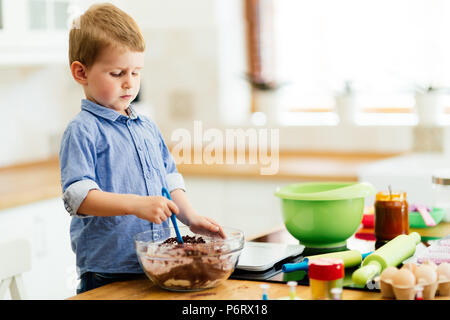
[374,191,409,249]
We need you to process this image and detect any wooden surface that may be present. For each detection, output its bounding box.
[410,223,450,239]
[0,157,62,211]
[175,150,399,181]
[67,225,450,300]
[67,276,384,300]
[355,223,450,242]
[0,151,398,211]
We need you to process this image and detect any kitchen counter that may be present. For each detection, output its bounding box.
[358,152,450,209]
[67,225,450,300]
[0,158,62,211]
[0,151,399,211]
[175,150,400,181]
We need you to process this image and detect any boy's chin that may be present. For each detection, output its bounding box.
[102,102,130,114]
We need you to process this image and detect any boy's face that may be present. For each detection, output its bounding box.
[84,46,144,115]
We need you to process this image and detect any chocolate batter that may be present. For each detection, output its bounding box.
[141,236,235,291]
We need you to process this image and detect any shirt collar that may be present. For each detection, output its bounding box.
[81,99,139,122]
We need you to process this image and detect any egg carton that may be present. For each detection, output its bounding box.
[376,262,450,300]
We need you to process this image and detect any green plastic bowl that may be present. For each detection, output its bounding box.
[275,182,376,248]
[409,207,445,228]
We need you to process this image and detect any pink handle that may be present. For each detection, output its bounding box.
[417,205,436,227]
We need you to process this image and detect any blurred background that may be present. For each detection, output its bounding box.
[1,0,450,299]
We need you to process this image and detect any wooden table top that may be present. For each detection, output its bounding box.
[67,276,383,300]
[67,225,450,300]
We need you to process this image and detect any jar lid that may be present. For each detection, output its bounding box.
[308,258,344,281]
[375,191,407,201]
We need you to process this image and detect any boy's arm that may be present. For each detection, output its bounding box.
[147,120,224,236]
[170,189,226,238]
[78,189,179,224]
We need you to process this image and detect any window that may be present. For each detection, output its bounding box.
[0,0,3,30]
[54,0,70,29]
[28,0,69,31]
[246,0,450,125]
[29,0,47,29]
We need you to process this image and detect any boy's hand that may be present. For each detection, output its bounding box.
[132,196,179,224]
[188,215,226,239]
[166,189,226,239]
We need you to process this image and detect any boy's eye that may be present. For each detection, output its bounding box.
[110,71,140,77]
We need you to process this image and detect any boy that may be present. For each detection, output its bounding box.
[60,3,225,294]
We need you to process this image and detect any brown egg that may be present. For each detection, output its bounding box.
[437,262,450,281]
[422,259,438,271]
[380,266,399,283]
[415,265,437,284]
[392,268,415,287]
[401,262,417,274]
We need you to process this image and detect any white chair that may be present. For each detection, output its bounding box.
[0,238,31,300]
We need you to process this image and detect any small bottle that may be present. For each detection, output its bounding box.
[287,281,297,300]
[309,258,344,300]
[330,287,343,300]
[276,281,301,300]
[260,283,270,300]
[415,285,424,300]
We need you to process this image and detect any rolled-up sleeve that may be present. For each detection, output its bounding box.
[62,179,100,217]
[166,172,185,192]
[59,121,100,217]
[156,126,186,193]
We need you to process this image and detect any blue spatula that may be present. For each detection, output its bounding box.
[161,187,184,244]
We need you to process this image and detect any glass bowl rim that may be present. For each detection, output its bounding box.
[134,225,245,259]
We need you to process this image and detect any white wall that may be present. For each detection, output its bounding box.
[0,65,82,166]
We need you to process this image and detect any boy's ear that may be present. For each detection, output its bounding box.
[71,61,88,85]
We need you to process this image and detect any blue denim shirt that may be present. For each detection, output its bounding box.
[59,99,185,277]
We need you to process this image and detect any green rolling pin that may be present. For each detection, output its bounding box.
[352,232,421,286]
[282,250,372,273]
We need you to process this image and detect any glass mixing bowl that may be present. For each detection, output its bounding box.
[134,226,244,292]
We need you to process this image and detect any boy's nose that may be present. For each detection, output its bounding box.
[122,81,131,89]
[122,74,133,89]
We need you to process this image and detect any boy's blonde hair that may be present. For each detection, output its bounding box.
[69,3,145,68]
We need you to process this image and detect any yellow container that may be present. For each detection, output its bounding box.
[309,258,344,300]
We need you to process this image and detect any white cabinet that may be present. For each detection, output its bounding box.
[0,198,77,299]
[183,177,294,239]
[0,0,74,65]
